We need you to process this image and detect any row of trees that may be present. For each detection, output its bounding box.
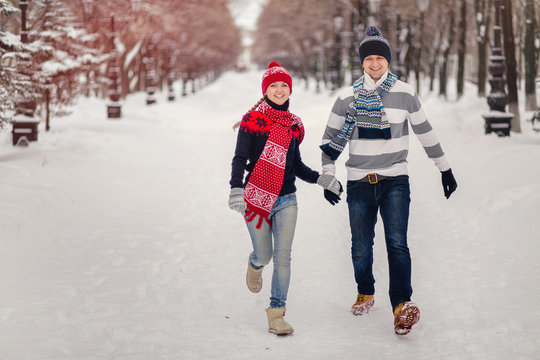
[252,0,539,131]
[0,0,242,127]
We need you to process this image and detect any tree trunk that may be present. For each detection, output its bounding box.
[474,0,491,97]
[416,11,425,95]
[456,0,467,98]
[501,0,520,131]
[439,2,456,98]
[524,0,538,110]
[429,27,443,92]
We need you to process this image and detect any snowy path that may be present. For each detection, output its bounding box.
[1,71,539,359]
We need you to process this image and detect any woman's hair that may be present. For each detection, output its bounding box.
[232,96,265,130]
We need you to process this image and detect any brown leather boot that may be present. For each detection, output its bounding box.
[266,307,294,335]
[394,302,420,335]
[351,294,374,316]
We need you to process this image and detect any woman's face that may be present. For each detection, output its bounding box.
[265,81,290,105]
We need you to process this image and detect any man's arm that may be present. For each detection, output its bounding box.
[321,88,354,176]
[407,93,450,172]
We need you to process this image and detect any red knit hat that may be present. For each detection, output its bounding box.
[261,61,292,95]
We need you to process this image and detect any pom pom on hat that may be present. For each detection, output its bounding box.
[261,61,293,95]
[358,26,392,64]
[365,26,381,37]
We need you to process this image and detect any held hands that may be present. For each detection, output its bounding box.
[441,169,458,199]
[228,187,246,214]
[317,174,343,205]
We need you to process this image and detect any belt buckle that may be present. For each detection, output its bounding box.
[367,173,378,184]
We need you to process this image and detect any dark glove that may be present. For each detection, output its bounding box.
[323,182,343,205]
[441,169,457,199]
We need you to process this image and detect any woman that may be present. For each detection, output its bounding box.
[228,61,342,335]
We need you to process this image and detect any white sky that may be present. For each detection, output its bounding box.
[228,0,268,31]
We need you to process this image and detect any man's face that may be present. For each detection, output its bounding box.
[362,55,389,82]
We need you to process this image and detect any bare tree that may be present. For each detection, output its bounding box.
[501,0,520,131]
[524,0,538,110]
[439,0,457,98]
[456,0,467,98]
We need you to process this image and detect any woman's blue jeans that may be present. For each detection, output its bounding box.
[245,193,298,309]
[346,176,412,311]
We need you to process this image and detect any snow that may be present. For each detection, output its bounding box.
[1,70,540,359]
[0,31,22,47]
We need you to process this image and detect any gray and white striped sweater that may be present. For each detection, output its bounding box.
[321,73,450,180]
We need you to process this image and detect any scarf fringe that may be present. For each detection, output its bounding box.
[245,209,271,229]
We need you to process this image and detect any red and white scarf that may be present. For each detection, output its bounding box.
[244,101,304,229]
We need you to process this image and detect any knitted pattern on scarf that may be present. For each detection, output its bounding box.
[243,100,304,229]
[320,72,398,161]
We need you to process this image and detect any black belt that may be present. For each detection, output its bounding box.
[359,173,388,184]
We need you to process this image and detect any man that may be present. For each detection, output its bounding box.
[320,26,457,335]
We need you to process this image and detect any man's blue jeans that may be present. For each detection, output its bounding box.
[346,176,412,311]
[245,193,298,309]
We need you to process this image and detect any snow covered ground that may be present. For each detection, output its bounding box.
[1,70,539,360]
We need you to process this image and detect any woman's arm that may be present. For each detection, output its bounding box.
[293,143,319,183]
[230,124,253,188]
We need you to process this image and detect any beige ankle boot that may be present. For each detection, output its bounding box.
[266,307,294,335]
[246,259,264,293]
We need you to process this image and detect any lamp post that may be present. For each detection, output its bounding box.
[314,30,324,93]
[12,0,39,146]
[482,0,513,136]
[394,15,406,80]
[143,41,157,105]
[330,9,344,91]
[368,0,380,25]
[167,51,176,102]
[106,16,122,118]
[94,0,141,118]
[345,1,361,83]
[415,0,429,95]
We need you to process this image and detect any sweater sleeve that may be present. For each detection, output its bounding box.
[407,93,450,172]
[229,123,253,189]
[294,144,319,184]
[321,87,353,176]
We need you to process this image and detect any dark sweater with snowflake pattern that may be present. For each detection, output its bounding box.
[230,99,319,195]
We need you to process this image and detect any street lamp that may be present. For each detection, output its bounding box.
[482,0,513,136]
[103,0,142,117]
[106,16,122,118]
[314,29,324,93]
[415,0,429,94]
[12,0,39,146]
[166,50,177,101]
[331,8,345,91]
[143,41,157,105]
[368,0,381,25]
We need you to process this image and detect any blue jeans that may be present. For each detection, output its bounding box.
[346,176,412,311]
[245,193,298,309]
